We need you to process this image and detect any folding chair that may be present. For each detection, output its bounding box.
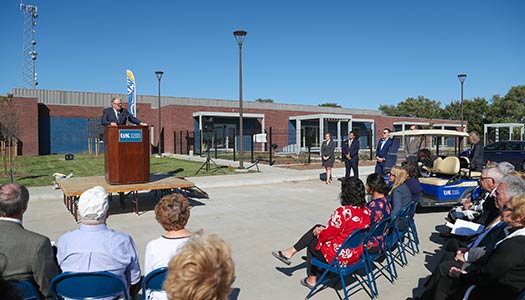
[305,227,375,300]
[363,216,396,297]
[395,202,419,257]
[50,271,129,300]
[13,280,41,300]
[142,267,168,300]
[407,200,420,253]
[385,209,408,272]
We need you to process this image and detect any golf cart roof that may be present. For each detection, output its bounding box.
[390,129,469,138]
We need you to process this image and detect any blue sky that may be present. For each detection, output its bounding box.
[1,0,524,110]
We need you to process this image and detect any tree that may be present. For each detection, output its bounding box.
[0,94,19,180]
[442,97,489,134]
[378,96,443,119]
[319,102,341,108]
[487,85,525,124]
[255,98,274,103]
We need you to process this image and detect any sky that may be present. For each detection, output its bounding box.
[1,0,524,110]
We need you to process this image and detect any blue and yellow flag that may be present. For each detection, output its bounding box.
[126,70,137,117]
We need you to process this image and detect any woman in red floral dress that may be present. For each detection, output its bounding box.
[272,177,371,288]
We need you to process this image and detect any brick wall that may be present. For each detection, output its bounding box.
[10,97,39,156]
[10,96,461,156]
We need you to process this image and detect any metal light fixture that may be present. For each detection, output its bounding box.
[233,30,247,169]
[457,74,467,132]
[155,70,164,156]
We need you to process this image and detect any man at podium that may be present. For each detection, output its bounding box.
[101,97,147,126]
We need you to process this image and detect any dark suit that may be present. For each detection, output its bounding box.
[375,138,393,174]
[470,141,484,172]
[342,138,359,178]
[321,140,336,168]
[101,107,142,126]
[420,221,507,300]
[0,220,59,299]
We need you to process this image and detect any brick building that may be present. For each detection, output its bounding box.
[8,88,462,156]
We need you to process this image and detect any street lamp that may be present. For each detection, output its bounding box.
[155,70,164,156]
[234,30,247,169]
[458,73,467,132]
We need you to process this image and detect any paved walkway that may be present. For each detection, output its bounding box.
[24,159,445,300]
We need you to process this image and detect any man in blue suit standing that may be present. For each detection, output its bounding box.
[375,128,394,175]
[342,131,360,178]
[101,97,147,126]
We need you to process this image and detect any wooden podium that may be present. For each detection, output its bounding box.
[104,126,150,185]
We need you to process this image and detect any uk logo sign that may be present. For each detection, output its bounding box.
[119,129,142,143]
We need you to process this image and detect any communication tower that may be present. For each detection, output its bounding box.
[20,1,38,88]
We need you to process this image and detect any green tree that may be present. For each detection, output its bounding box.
[319,102,341,108]
[378,96,443,119]
[487,85,525,124]
[442,97,489,134]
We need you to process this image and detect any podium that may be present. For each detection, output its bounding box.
[104,126,150,184]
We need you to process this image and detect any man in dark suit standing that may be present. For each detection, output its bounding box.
[375,128,394,175]
[101,97,147,126]
[342,131,360,178]
[0,183,59,299]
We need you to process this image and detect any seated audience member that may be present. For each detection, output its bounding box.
[388,166,413,230]
[418,148,436,170]
[496,161,515,175]
[0,272,22,300]
[365,173,392,253]
[411,175,525,300]
[272,177,370,289]
[401,160,422,204]
[430,194,525,300]
[144,194,193,300]
[56,186,141,297]
[0,183,59,299]
[445,166,502,224]
[164,234,235,300]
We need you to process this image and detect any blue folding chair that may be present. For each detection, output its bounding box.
[363,216,396,297]
[50,271,129,300]
[305,227,375,300]
[142,267,168,300]
[407,200,420,253]
[385,208,408,273]
[395,202,418,258]
[13,280,41,300]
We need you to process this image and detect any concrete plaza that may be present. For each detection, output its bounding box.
[24,159,447,300]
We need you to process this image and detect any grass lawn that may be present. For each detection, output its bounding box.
[0,154,236,187]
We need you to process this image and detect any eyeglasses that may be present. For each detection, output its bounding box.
[113,102,122,106]
[479,176,494,182]
[382,131,389,134]
[503,205,515,212]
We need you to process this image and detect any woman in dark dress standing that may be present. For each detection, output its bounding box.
[321,133,336,184]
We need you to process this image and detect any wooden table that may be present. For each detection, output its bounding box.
[57,175,196,221]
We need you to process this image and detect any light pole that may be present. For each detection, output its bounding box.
[458,73,467,132]
[234,30,247,169]
[155,70,164,156]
